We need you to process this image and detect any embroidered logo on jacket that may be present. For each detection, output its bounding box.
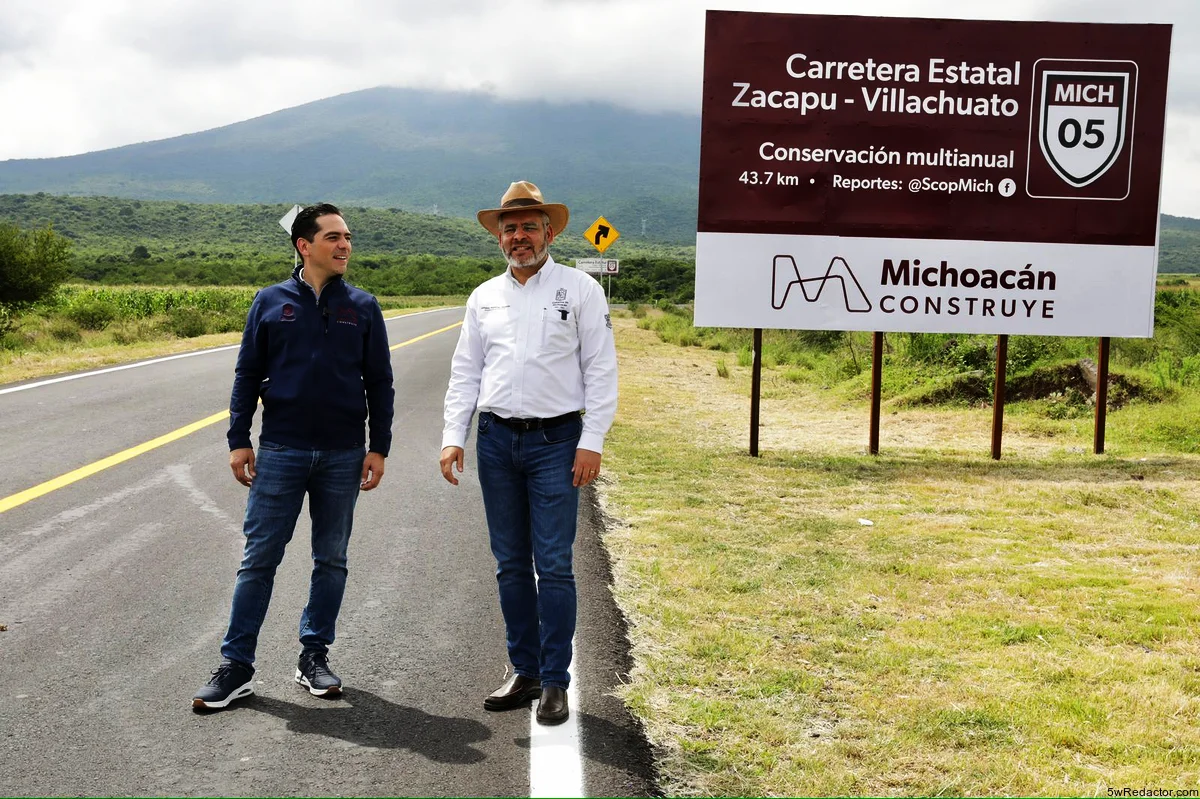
[280,304,296,322]
[336,307,359,326]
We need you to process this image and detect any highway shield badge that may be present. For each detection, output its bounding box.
[1027,60,1138,200]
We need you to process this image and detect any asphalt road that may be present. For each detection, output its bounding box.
[0,306,656,797]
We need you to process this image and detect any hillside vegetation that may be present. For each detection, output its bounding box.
[0,194,696,300]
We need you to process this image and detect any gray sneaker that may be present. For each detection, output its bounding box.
[192,660,255,710]
[295,651,342,697]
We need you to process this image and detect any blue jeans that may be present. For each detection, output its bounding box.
[476,412,582,689]
[221,442,365,667]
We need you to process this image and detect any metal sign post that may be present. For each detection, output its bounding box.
[1094,337,1111,453]
[869,332,883,455]
[750,328,763,457]
[992,335,1009,460]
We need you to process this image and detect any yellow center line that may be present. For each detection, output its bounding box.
[0,410,231,514]
[390,321,461,350]
[0,323,463,515]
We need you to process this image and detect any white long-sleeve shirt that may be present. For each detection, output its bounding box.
[442,256,618,453]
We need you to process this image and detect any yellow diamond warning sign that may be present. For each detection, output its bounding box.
[583,216,620,253]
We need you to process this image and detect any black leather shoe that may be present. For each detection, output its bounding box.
[484,674,542,711]
[536,685,569,725]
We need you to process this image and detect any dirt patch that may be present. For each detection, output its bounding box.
[1007,361,1160,408]
[890,361,1162,410]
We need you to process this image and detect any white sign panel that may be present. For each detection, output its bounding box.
[278,204,302,235]
[575,258,619,275]
[695,232,1156,337]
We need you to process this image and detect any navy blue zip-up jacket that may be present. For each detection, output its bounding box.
[227,265,394,456]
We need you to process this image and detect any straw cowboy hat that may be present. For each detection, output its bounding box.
[477,181,569,237]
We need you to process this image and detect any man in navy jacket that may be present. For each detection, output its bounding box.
[193,203,394,710]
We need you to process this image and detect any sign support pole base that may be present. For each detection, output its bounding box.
[869,332,883,455]
[1094,336,1111,454]
[750,328,762,457]
[991,335,1009,460]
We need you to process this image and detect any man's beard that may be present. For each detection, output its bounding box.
[503,240,548,269]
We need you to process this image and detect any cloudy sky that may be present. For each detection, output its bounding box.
[1,0,1197,216]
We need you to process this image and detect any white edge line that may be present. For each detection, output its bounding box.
[0,305,464,397]
[0,345,242,396]
[529,646,584,798]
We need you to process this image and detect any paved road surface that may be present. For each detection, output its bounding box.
[0,307,656,797]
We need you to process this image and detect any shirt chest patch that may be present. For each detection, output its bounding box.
[552,288,570,312]
[280,303,297,322]
[335,307,359,326]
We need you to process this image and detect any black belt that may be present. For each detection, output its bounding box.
[486,411,581,431]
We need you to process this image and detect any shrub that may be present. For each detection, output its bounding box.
[953,339,993,372]
[165,308,208,338]
[109,320,158,345]
[0,223,72,314]
[0,330,33,350]
[67,298,117,330]
[210,311,247,334]
[47,317,82,342]
[902,333,957,366]
[1007,336,1056,372]
[1044,389,1092,419]
[796,329,846,352]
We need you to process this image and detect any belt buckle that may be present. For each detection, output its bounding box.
[519,418,536,431]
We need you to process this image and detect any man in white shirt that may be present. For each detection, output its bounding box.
[440,181,618,725]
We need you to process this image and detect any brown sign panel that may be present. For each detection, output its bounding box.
[697,12,1171,247]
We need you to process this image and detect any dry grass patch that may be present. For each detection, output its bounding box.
[0,305,448,387]
[600,316,1200,796]
[0,332,243,385]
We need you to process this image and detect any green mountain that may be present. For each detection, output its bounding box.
[1159,215,1200,273]
[0,87,700,244]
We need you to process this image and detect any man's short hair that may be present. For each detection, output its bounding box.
[497,210,551,231]
[291,203,343,254]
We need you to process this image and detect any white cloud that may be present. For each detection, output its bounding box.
[0,0,1197,215]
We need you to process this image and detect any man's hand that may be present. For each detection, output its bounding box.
[361,452,385,491]
[230,448,256,487]
[572,448,602,488]
[440,446,465,485]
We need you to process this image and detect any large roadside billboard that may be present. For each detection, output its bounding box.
[694,12,1172,337]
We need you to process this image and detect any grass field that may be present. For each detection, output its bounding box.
[600,314,1200,796]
